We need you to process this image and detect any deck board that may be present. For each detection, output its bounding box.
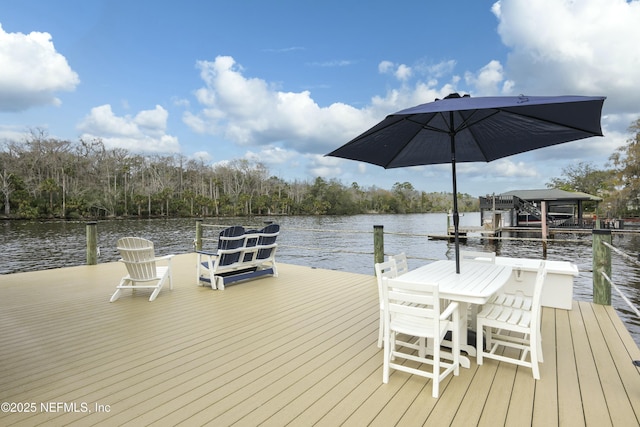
[555,305,585,426]
[1,254,639,426]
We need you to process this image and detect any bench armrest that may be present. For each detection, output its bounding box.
[196,250,218,256]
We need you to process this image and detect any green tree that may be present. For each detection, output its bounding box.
[39,178,59,215]
[608,118,640,214]
[546,161,614,197]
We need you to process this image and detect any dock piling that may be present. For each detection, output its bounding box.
[592,229,612,305]
[86,221,98,265]
[195,219,203,251]
[373,225,384,269]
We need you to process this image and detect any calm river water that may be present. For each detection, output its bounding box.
[1,213,639,345]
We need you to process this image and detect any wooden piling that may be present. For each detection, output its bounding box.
[592,229,611,305]
[86,221,98,265]
[373,225,384,268]
[195,219,203,251]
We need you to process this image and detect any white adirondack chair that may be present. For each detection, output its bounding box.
[110,237,174,302]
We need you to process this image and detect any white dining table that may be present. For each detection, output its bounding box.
[395,260,513,367]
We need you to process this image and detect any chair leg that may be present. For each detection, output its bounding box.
[477,324,484,366]
[110,278,128,302]
[537,327,544,363]
[377,310,383,348]
[149,277,165,302]
[149,286,161,302]
[382,331,392,383]
[453,313,460,376]
[110,289,122,302]
[432,340,440,398]
[530,329,541,379]
[531,348,540,380]
[418,337,426,358]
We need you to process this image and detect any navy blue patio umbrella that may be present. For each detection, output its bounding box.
[326,93,605,273]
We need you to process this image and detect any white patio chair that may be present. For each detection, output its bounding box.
[110,237,175,302]
[375,259,428,353]
[382,277,460,398]
[375,259,398,348]
[476,261,547,379]
[388,252,409,275]
[460,250,496,325]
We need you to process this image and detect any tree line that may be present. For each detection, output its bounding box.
[546,118,640,218]
[3,118,639,220]
[0,129,478,219]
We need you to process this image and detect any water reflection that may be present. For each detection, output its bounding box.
[1,213,639,345]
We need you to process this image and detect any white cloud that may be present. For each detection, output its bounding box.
[244,146,298,166]
[307,59,355,67]
[77,104,180,153]
[492,0,640,114]
[487,159,538,178]
[423,60,457,78]
[378,60,413,82]
[0,125,31,143]
[308,153,343,178]
[190,151,212,163]
[180,1,640,195]
[464,60,509,96]
[0,24,79,111]
[395,64,413,81]
[185,55,375,153]
[378,60,394,74]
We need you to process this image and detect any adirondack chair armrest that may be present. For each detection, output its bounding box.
[440,301,459,320]
[154,254,175,263]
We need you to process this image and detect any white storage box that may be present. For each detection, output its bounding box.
[494,257,579,310]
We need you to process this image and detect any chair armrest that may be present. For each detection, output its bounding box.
[196,250,218,256]
[154,254,175,261]
[440,301,459,320]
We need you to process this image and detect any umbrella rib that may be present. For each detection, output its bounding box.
[382,118,426,168]
[404,116,449,134]
[496,109,603,136]
[405,109,502,134]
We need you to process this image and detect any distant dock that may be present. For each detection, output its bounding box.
[428,225,501,241]
[428,225,640,241]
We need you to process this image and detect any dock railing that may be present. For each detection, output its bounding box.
[195,222,640,318]
[593,228,640,318]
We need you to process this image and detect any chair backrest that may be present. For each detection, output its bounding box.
[531,261,548,326]
[388,252,409,275]
[382,277,441,331]
[460,250,496,264]
[117,237,157,281]
[256,224,279,260]
[218,226,246,266]
[375,259,398,307]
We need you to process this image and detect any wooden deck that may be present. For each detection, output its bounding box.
[1,254,639,426]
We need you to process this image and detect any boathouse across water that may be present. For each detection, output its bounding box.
[479,188,603,229]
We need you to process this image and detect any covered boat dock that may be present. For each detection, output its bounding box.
[480,189,603,229]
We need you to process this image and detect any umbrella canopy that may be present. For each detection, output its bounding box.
[327,93,605,273]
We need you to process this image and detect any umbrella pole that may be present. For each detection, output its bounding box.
[450,129,460,274]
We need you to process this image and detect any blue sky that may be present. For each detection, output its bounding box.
[1,0,639,196]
